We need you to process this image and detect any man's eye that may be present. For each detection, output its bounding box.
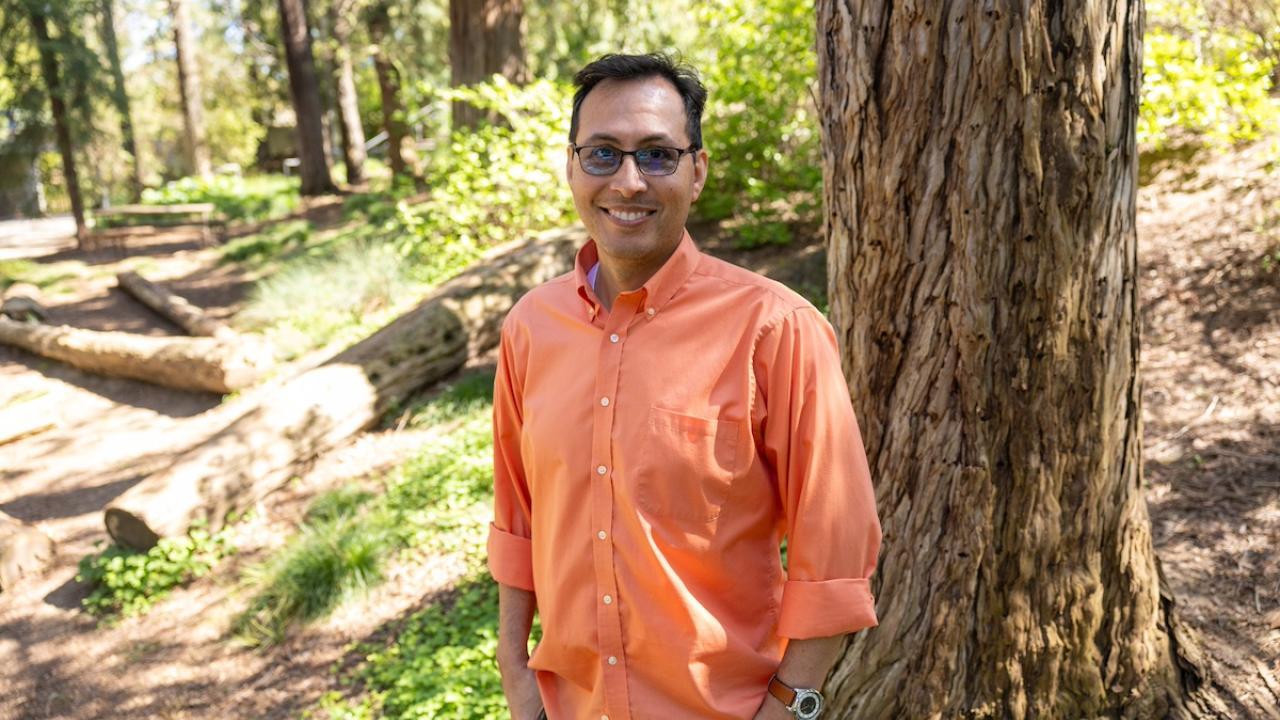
[636,148,672,162]
[590,147,619,160]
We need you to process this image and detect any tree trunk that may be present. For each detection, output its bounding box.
[28,8,87,244]
[0,317,271,394]
[329,0,367,187]
[448,0,526,130]
[0,512,55,593]
[817,2,1221,717]
[100,0,143,201]
[367,2,417,182]
[278,0,337,196]
[103,227,582,551]
[116,271,236,340]
[171,0,211,179]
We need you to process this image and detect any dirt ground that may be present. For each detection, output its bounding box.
[1,144,1278,718]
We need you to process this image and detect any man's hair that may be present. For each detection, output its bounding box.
[570,53,707,149]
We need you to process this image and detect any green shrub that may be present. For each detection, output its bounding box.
[76,527,231,619]
[142,174,301,222]
[1141,0,1280,149]
[693,0,821,247]
[395,77,576,262]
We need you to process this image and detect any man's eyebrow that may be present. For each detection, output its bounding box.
[581,132,679,145]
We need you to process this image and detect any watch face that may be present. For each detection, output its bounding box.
[795,691,822,719]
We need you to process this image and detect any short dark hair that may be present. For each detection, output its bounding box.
[570,53,707,149]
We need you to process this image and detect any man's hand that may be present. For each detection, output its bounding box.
[751,694,794,720]
[498,651,543,720]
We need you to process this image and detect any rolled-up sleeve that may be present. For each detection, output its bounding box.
[755,307,881,638]
[488,317,535,592]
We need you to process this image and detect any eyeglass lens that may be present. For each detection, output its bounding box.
[580,146,682,176]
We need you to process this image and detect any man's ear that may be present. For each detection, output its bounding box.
[691,148,709,202]
[565,144,575,182]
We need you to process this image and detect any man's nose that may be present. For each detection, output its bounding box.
[608,155,648,197]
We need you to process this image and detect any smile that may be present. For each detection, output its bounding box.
[603,208,656,223]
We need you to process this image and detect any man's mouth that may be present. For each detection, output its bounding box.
[602,207,657,224]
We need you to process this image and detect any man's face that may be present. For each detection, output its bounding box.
[566,76,709,268]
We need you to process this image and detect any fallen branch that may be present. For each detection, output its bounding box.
[0,317,271,394]
[117,271,237,339]
[103,227,583,550]
[0,511,56,593]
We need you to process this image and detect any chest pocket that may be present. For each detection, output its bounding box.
[635,406,741,523]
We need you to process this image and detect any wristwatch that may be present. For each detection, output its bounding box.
[768,674,823,719]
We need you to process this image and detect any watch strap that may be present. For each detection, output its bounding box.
[768,674,798,708]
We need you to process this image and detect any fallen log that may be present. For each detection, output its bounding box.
[104,227,583,550]
[0,317,272,394]
[0,512,55,592]
[2,283,49,322]
[116,271,236,340]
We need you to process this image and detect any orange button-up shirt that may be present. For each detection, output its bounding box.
[488,231,880,720]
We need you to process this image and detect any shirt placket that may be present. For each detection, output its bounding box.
[590,291,642,720]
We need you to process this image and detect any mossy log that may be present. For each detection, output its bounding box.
[103,227,583,550]
[0,512,55,592]
[0,317,271,394]
[116,271,236,339]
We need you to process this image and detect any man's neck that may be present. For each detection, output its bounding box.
[594,247,675,312]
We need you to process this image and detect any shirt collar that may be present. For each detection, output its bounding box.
[574,229,701,318]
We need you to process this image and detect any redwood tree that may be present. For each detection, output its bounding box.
[278,0,337,195]
[329,0,366,187]
[448,0,525,129]
[817,1,1215,717]
[28,5,86,243]
[171,0,211,178]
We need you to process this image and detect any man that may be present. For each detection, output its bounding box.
[488,53,881,720]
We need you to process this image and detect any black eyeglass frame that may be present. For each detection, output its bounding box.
[571,143,701,177]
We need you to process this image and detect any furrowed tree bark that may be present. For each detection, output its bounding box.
[0,317,270,394]
[367,1,418,182]
[0,512,55,593]
[278,0,337,196]
[448,0,526,129]
[100,0,143,201]
[171,0,211,178]
[330,0,366,187]
[817,1,1224,717]
[28,7,87,244]
[116,271,236,340]
[103,227,583,551]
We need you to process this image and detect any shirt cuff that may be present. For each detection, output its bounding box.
[777,578,877,638]
[487,523,535,591]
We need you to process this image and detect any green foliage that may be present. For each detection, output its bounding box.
[396,77,576,260]
[1141,0,1280,149]
[235,374,497,647]
[692,0,821,247]
[219,219,312,265]
[75,527,231,619]
[142,174,301,222]
[234,238,412,359]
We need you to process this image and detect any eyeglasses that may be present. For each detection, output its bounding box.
[572,144,699,176]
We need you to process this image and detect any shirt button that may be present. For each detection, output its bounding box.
[600,397,610,407]
[596,465,607,476]
[602,594,613,605]
[597,530,607,540]
[609,333,620,343]
[647,308,656,317]
[602,716,610,720]
[608,655,618,665]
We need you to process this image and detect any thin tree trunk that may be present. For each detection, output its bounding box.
[28,8,87,245]
[329,1,366,187]
[277,0,337,196]
[116,271,236,340]
[100,0,143,201]
[367,2,417,182]
[171,0,211,178]
[817,1,1227,717]
[448,0,526,130]
[103,228,583,550]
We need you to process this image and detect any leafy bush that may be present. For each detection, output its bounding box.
[693,0,821,247]
[142,174,301,222]
[395,77,576,260]
[1141,0,1280,149]
[76,528,231,619]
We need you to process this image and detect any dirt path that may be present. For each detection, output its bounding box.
[1,152,1278,717]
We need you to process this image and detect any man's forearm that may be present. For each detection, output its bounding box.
[497,583,542,720]
[754,634,847,719]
